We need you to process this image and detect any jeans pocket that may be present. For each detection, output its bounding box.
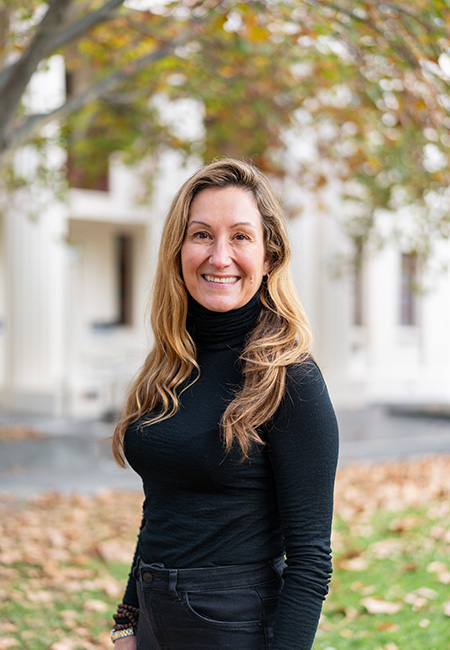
[255,580,282,650]
[183,587,262,628]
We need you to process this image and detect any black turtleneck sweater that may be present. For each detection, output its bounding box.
[123,294,339,650]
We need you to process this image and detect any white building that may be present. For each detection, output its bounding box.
[1,59,449,418]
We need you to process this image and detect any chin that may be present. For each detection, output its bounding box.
[202,297,241,312]
[206,302,234,313]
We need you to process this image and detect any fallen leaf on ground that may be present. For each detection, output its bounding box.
[413,587,438,600]
[404,595,428,611]
[426,561,450,584]
[339,556,368,571]
[439,572,450,584]
[96,540,134,563]
[376,622,399,631]
[389,516,418,532]
[50,640,79,650]
[361,597,402,614]
[0,639,18,649]
[404,587,438,610]
[84,599,109,613]
[368,538,403,559]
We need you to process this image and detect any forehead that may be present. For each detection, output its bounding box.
[188,186,262,226]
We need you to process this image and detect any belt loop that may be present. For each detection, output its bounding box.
[133,555,141,580]
[169,569,181,600]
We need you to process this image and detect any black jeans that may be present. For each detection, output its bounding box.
[135,555,286,650]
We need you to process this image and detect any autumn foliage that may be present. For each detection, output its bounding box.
[1,2,450,253]
[1,455,450,649]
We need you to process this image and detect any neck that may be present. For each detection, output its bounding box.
[186,293,262,351]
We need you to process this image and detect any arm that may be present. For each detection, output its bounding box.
[114,637,136,650]
[268,360,339,650]
[111,511,146,644]
[119,514,144,610]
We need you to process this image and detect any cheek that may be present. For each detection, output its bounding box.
[244,248,268,275]
[181,245,200,279]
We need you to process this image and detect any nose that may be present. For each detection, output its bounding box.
[209,238,231,268]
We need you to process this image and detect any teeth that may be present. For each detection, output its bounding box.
[204,275,238,284]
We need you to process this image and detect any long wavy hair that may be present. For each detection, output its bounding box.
[112,159,312,466]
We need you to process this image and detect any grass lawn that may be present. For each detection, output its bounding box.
[314,457,450,650]
[1,455,449,650]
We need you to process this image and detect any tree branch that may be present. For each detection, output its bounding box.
[51,0,126,52]
[309,0,425,70]
[388,7,443,62]
[0,31,191,163]
[377,2,439,32]
[0,0,75,147]
[310,0,438,33]
[0,0,126,94]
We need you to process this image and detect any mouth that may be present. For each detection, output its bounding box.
[202,274,240,285]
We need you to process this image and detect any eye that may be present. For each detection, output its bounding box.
[192,231,211,240]
[233,232,251,241]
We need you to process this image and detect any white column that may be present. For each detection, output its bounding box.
[2,192,69,414]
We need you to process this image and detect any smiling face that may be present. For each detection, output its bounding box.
[180,186,270,312]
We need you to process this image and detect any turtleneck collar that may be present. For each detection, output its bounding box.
[187,292,262,351]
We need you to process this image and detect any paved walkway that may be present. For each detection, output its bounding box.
[1,406,450,497]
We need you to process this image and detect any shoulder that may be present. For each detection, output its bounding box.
[269,356,339,466]
[270,356,338,437]
[284,356,331,404]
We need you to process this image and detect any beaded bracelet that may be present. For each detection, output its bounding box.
[112,603,139,631]
[111,627,135,643]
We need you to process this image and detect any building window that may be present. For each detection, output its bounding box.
[66,143,109,192]
[117,234,133,326]
[400,253,418,326]
[65,71,110,191]
[90,233,133,331]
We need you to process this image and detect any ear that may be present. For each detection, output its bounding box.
[263,254,272,276]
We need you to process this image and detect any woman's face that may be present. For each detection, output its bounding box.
[180,186,270,312]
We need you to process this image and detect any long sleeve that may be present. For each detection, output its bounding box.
[121,511,146,609]
[268,360,339,650]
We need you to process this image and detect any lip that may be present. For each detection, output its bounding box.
[202,274,240,285]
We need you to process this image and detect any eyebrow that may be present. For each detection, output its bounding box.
[187,220,257,229]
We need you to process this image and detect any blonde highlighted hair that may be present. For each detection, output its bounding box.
[112,159,312,465]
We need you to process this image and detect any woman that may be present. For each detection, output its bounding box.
[110,159,339,650]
